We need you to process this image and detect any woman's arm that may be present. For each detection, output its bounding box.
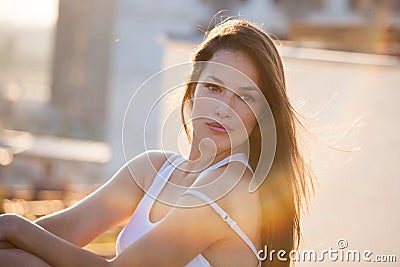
[1,214,110,267]
[0,240,14,249]
[0,152,165,266]
[0,248,51,267]
[34,150,169,247]
[0,192,227,267]
[0,161,258,267]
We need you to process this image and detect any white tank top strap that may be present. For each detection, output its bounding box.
[182,189,261,267]
[146,153,186,198]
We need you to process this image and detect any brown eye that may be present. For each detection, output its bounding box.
[204,83,221,92]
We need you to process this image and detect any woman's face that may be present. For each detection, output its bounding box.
[190,49,264,152]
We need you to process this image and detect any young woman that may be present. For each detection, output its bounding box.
[0,19,314,267]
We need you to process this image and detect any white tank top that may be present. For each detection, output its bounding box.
[116,153,261,267]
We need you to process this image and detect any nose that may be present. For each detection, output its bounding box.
[214,92,236,118]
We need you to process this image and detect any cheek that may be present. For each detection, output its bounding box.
[242,102,265,132]
[242,115,257,134]
[191,99,207,117]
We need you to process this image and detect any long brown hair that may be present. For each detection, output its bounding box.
[180,19,314,267]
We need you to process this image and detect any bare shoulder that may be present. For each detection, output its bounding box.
[126,150,175,190]
[188,160,261,232]
[218,162,261,236]
[182,161,261,265]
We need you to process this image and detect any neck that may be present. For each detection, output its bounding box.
[185,136,233,173]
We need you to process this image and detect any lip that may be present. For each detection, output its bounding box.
[206,121,231,133]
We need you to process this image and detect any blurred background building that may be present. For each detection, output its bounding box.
[0,0,399,263]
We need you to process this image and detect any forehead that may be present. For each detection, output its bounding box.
[198,50,260,90]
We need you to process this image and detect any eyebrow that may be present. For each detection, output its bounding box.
[206,75,225,85]
[206,75,259,92]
